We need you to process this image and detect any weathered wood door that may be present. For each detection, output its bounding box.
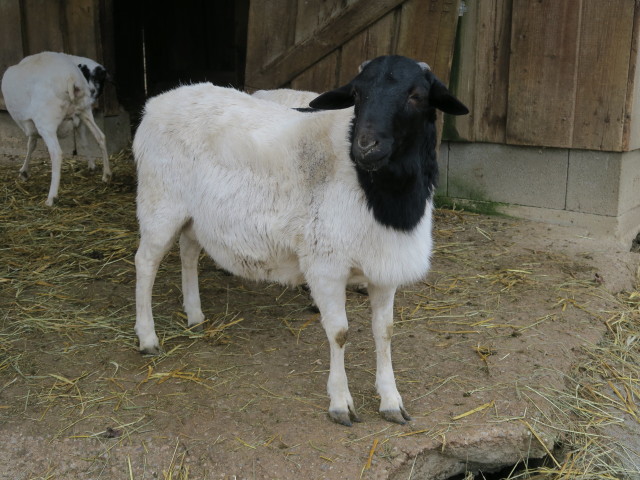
[244,0,462,94]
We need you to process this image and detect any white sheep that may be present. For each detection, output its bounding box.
[1,51,111,206]
[133,55,468,425]
[252,88,319,108]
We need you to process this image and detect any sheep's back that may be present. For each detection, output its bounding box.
[1,52,92,124]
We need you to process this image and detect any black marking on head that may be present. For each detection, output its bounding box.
[78,64,91,82]
[311,55,468,232]
[77,63,108,100]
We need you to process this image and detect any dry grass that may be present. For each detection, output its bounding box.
[0,151,638,479]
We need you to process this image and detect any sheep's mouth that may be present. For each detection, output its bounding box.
[355,156,389,172]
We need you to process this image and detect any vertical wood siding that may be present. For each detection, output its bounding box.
[449,0,639,152]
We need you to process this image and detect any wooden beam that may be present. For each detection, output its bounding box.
[245,0,405,89]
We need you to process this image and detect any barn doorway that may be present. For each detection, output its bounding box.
[112,0,249,129]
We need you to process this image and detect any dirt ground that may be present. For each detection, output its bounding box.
[1,154,639,479]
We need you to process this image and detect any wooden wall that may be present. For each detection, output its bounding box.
[245,0,462,94]
[0,0,119,115]
[450,0,640,152]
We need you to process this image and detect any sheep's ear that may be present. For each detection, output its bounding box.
[309,84,354,110]
[428,74,469,116]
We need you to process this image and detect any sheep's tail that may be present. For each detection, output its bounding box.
[67,78,84,103]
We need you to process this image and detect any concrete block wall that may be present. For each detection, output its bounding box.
[438,142,640,247]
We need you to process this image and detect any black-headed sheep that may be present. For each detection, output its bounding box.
[133,55,468,425]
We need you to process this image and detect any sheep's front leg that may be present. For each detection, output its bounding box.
[77,126,96,171]
[308,276,360,426]
[368,283,411,424]
[79,110,111,182]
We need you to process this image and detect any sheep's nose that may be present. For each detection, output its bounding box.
[357,135,378,154]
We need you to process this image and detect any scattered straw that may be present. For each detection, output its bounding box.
[451,400,495,421]
[1,153,639,478]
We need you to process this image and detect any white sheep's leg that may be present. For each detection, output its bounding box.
[19,135,37,180]
[38,129,63,206]
[135,220,183,354]
[308,275,360,426]
[179,226,205,330]
[79,110,111,182]
[368,283,411,424]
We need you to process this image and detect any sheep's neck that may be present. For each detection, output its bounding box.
[354,126,436,232]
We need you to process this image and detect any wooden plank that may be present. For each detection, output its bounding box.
[472,0,512,144]
[0,0,24,66]
[396,0,460,82]
[290,51,339,93]
[244,0,298,90]
[245,0,405,89]
[572,0,634,151]
[624,2,640,151]
[23,0,64,54]
[0,0,24,97]
[396,0,461,149]
[338,10,396,85]
[98,0,121,116]
[506,0,581,148]
[64,0,99,59]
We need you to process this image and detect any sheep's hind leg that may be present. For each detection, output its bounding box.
[37,129,63,206]
[180,225,205,330]
[135,216,184,354]
[369,283,411,424]
[308,275,360,426]
[19,135,37,180]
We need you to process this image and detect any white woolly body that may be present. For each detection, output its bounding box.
[3,52,93,135]
[133,81,437,425]
[134,83,433,289]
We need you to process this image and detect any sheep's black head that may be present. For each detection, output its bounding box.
[309,55,468,172]
[78,63,110,101]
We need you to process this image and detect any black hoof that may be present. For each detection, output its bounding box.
[329,408,362,426]
[139,345,162,355]
[380,406,412,424]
